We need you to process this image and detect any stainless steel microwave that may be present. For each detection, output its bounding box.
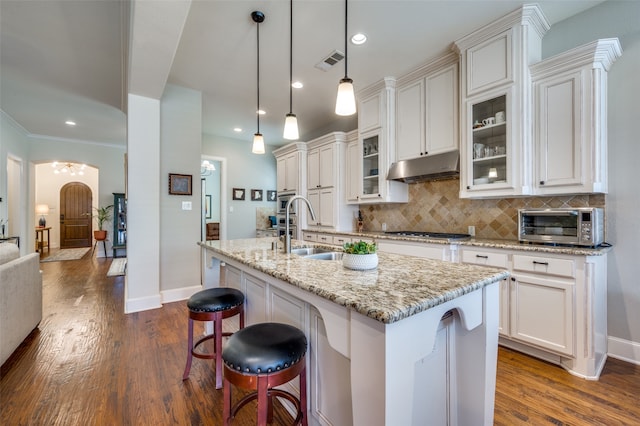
[518,208,604,247]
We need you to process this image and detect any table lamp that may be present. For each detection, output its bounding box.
[35,204,49,227]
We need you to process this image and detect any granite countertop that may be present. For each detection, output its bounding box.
[306,230,612,256]
[199,238,509,324]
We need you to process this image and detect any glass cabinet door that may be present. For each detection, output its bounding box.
[471,94,507,186]
[361,134,380,197]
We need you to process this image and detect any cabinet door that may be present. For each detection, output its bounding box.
[360,133,382,201]
[466,30,512,96]
[377,240,447,261]
[224,264,243,292]
[425,64,458,155]
[534,70,584,193]
[284,153,299,192]
[510,274,574,356]
[359,92,382,132]
[318,144,335,188]
[319,188,334,228]
[277,157,287,192]
[307,148,320,189]
[270,287,306,330]
[245,274,268,326]
[346,141,360,203]
[307,189,320,227]
[396,79,424,161]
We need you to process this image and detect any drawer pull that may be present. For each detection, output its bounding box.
[533,260,549,266]
[475,255,489,259]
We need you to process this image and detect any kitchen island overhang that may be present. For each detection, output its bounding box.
[199,238,509,426]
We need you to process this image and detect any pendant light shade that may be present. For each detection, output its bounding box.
[252,11,266,154]
[283,0,300,140]
[335,0,356,116]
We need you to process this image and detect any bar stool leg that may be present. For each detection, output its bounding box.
[223,377,232,426]
[257,376,269,426]
[182,318,194,380]
[214,311,223,389]
[300,365,308,426]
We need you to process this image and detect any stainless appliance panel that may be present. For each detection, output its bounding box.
[518,208,603,247]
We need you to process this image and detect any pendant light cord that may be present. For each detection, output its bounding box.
[289,0,293,114]
[256,18,260,134]
[344,0,348,79]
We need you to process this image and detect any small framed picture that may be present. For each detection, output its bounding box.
[251,189,263,201]
[205,195,212,219]
[169,173,192,195]
[267,190,277,202]
[232,188,245,200]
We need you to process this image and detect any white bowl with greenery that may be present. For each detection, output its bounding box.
[342,241,378,270]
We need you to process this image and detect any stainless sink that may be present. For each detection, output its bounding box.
[303,252,343,260]
[290,247,334,256]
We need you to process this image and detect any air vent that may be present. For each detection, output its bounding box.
[315,50,345,71]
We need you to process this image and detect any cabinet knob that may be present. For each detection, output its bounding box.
[466,186,471,190]
[511,277,516,281]
[539,181,545,185]
[420,152,424,156]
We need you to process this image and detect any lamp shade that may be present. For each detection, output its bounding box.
[283,113,299,140]
[335,78,356,116]
[252,133,265,154]
[35,204,50,215]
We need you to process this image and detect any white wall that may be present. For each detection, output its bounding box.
[543,0,640,361]
[202,133,277,239]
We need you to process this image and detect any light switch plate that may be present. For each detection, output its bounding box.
[182,201,192,210]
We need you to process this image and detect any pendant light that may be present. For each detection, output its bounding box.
[335,0,356,116]
[252,11,266,154]
[283,0,299,140]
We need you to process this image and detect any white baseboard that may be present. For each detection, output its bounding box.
[161,285,202,304]
[124,294,162,313]
[608,336,640,365]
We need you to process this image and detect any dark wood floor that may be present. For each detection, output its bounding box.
[2,249,639,425]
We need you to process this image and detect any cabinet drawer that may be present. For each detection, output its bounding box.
[461,249,508,268]
[302,232,317,242]
[332,235,351,246]
[512,254,575,278]
[316,234,333,245]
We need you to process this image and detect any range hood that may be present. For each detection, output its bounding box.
[387,151,460,183]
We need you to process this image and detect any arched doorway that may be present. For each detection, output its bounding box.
[60,182,92,248]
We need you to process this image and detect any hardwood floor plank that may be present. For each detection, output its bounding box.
[2,250,639,425]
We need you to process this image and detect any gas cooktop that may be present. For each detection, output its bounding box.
[384,231,471,240]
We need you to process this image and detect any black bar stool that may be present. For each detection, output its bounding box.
[222,322,308,426]
[182,287,245,389]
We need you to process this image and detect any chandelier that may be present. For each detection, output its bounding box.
[201,160,216,176]
[51,162,86,176]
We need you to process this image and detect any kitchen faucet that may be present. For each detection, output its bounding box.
[283,195,316,254]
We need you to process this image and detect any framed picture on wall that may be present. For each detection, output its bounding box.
[232,188,245,200]
[251,189,263,201]
[267,190,277,202]
[205,195,212,219]
[168,173,192,195]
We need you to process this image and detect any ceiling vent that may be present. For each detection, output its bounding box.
[315,50,345,71]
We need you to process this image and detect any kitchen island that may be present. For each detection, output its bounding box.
[199,238,509,426]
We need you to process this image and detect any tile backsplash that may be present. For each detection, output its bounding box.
[360,179,605,240]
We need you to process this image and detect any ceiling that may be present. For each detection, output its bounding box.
[0,0,605,149]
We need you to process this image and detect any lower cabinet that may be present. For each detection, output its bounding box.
[377,240,453,261]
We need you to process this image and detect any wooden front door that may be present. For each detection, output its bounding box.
[60,182,92,248]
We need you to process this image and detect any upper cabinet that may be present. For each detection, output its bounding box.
[355,78,408,204]
[345,130,360,203]
[455,5,550,198]
[307,139,336,190]
[273,142,307,193]
[531,39,622,195]
[396,55,459,161]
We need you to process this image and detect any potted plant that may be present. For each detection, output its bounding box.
[342,240,378,270]
[91,205,113,241]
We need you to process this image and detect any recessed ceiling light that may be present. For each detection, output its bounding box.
[257,109,266,115]
[351,33,367,45]
[233,127,242,132]
[292,81,303,89]
[65,120,76,126]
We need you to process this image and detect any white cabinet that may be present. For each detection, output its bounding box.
[307,143,335,190]
[305,132,356,231]
[355,78,408,204]
[396,58,459,161]
[455,5,550,199]
[531,39,622,195]
[273,142,306,193]
[377,240,452,262]
[245,274,268,326]
[345,135,360,203]
[461,248,510,336]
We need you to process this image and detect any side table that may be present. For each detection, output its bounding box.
[35,227,51,254]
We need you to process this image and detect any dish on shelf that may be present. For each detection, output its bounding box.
[473,177,489,185]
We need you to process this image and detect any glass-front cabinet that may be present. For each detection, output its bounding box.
[471,94,507,185]
[112,192,126,258]
[361,134,380,198]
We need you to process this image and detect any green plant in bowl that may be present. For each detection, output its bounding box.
[343,240,377,255]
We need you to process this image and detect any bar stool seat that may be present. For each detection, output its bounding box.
[222,322,308,426]
[182,287,245,389]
